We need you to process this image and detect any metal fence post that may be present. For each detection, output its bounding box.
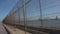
[17,7,20,25]
[22,0,27,34]
[39,0,43,27]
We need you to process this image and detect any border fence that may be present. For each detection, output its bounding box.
[3,0,60,34]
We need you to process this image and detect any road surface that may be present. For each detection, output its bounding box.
[0,23,7,34]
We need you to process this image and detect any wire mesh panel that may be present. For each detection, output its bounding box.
[26,0,41,27]
[41,0,60,28]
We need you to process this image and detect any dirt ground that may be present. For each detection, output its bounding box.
[0,23,7,34]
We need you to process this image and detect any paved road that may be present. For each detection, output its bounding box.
[4,24,31,34]
[0,23,7,34]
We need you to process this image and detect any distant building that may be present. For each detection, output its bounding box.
[56,16,58,19]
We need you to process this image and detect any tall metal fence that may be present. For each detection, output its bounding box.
[3,0,60,34]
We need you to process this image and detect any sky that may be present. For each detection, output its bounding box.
[0,0,18,21]
[0,0,60,21]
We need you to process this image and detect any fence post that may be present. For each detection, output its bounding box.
[22,0,27,34]
[17,7,20,25]
[39,0,43,27]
